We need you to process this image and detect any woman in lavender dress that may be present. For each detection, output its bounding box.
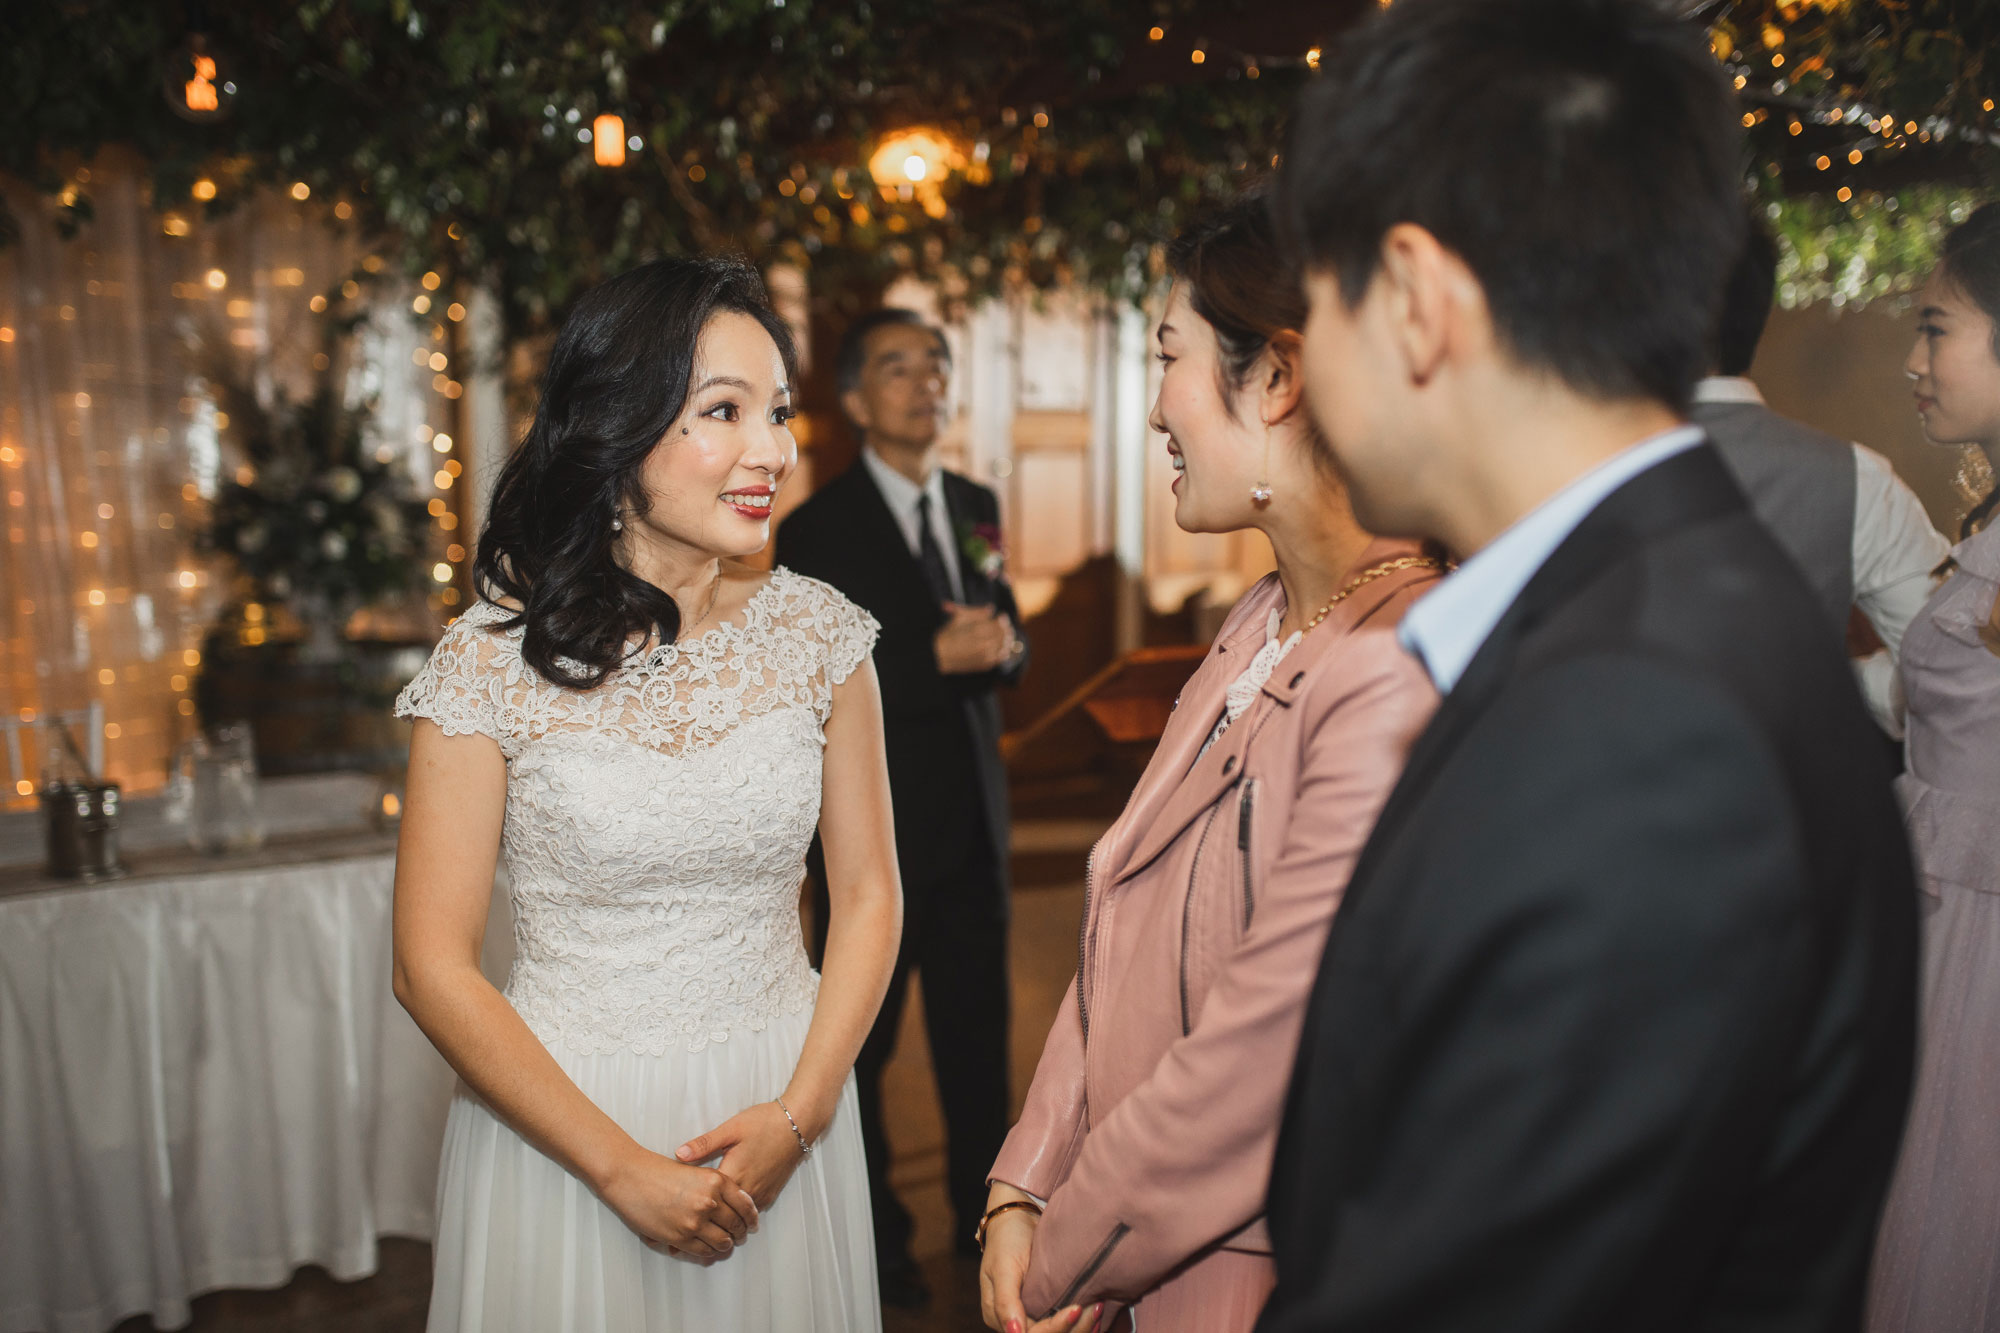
[1869,203,2000,1333]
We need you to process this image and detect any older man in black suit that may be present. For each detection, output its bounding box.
[1257,2,1917,1331]
[777,309,1025,1307]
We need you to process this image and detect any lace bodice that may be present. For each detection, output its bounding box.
[393,568,880,1054]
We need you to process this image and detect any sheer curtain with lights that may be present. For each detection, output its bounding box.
[0,156,458,806]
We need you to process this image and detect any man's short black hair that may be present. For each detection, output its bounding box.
[835,308,950,399]
[1716,212,1780,377]
[1276,0,1746,412]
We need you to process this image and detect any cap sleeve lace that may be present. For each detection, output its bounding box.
[393,603,520,753]
[813,580,880,694]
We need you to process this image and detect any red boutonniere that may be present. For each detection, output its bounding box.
[959,521,1007,579]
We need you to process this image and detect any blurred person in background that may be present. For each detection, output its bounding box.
[778,308,1026,1309]
[1694,211,1949,737]
[1869,200,2000,1333]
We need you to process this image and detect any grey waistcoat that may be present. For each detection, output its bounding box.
[1692,399,1857,628]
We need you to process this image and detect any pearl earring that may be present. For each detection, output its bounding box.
[611,515,623,533]
[1250,425,1274,505]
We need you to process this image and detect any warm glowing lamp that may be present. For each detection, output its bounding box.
[186,56,218,111]
[868,129,962,191]
[594,114,627,167]
[164,35,237,123]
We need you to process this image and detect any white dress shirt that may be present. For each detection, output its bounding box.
[1693,376,1950,733]
[861,446,965,601]
[1399,427,1706,694]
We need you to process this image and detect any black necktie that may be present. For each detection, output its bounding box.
[913,493,955,606]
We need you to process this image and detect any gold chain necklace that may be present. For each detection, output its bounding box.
[1299,555,1448,633]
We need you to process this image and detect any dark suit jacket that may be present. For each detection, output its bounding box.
[1258,446,1917,1333]
[776,461,1026,893]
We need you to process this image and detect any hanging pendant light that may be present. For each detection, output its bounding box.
[594,114,627,167]
[163,33,238,123]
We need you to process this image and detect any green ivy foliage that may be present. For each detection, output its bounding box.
[3,0,1306,334]
[1715,0,1997,307]
[1763,186,1981,309]
[5,0,1997,332]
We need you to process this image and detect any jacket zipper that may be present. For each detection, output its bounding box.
[1238,779,1257,932]
[1180,804,1225,1037]
[1051,1222,1132,1312]
[1077,844,1098,1044]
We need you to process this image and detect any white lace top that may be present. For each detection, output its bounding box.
[1198,607,1302,761]
[393,567,880,1055]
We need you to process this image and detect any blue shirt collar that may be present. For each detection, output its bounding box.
[1398,426,1705,693]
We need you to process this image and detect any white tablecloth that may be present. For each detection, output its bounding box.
[0,837,499,1333]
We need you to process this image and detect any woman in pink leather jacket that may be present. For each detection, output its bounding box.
[977,196,1444,1333]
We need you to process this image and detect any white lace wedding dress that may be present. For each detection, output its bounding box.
[394,568,883,1332]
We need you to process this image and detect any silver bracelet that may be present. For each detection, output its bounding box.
[776,1096,813,1157]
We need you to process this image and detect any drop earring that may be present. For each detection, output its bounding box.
[610,514,623,533]
[1250,425,1274,505]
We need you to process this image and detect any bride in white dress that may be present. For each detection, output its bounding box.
[390,257,900,1331]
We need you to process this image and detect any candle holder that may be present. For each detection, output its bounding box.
[42,782,124,881]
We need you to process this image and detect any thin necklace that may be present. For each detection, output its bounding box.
[684,565,724,633]
[1296,554,1448,634]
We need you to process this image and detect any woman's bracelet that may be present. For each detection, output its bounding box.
[775,1097,813,1158]
[975,1199,1044,1252]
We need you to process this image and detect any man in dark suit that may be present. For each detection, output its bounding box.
[776,309,1025,1306]
[1257,2,1917,1330]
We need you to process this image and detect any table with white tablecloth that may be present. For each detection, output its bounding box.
[0,830,509,1333]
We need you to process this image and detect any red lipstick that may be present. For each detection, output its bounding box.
[723,484,775,521]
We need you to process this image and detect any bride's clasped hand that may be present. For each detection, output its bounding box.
[598,1141,758,1262]
[676,1095,828,1209]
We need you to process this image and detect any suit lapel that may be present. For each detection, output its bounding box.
[1108,559,1427,886]
[1338,444,1748,899]
[1111,696,1254,885]
[848,463,945,616]
[942,475,994,607]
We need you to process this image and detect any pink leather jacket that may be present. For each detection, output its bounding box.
[989,543,1441,1326]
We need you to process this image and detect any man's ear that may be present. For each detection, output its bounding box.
[1259,331,1308,427]
[840,387,874,434]
[1377,222,1462,388]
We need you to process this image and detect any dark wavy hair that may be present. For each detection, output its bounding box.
[1164,188,1336,477]
[1939,203,2000,539]
[474,256,798,689]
